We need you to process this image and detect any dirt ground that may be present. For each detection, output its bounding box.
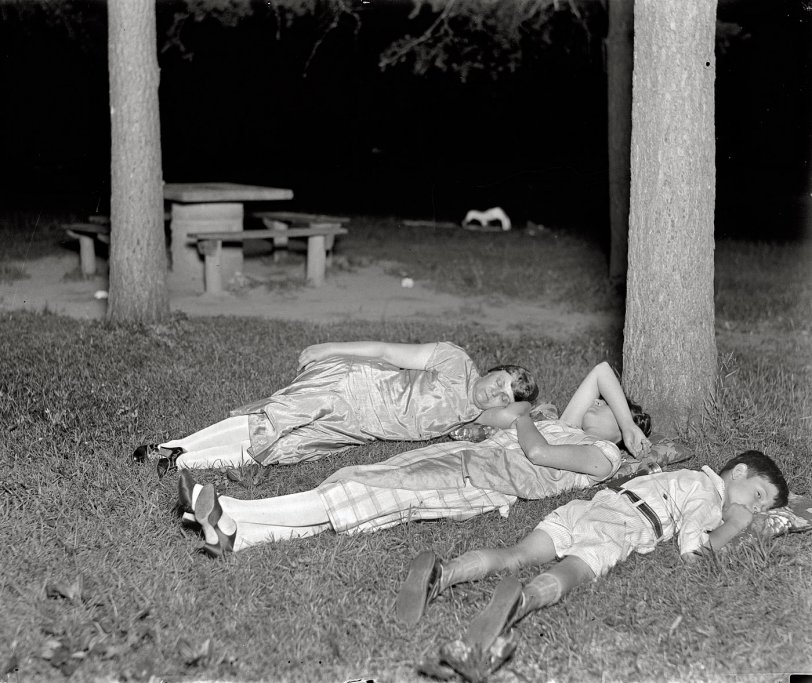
[0,252,620,340]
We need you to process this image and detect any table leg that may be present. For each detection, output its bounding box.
[306,234,326,286]
[198,240,223,294]
[169,202,244,290]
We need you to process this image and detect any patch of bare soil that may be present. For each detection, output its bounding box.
[0,253,620,340]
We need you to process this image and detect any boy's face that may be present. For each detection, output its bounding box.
[723,464,780,514]
[472,370,515,410]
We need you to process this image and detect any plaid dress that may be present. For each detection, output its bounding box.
[318,420,623,534]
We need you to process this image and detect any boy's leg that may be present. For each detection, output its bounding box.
[518,555,594,618]
[396,529,556,626]
[441,529,557,591]
[440,555,596,673]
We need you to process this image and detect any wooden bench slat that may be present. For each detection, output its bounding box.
[64,222,111,236]
[187,227,348,241]
[253,211,350,224]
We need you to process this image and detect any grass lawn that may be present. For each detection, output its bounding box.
[1,213,810,682]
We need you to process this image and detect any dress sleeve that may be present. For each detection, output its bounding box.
[584,439,623,483]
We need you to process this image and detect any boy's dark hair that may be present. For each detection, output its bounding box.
[719,450,789,509]
[487,364,539,404]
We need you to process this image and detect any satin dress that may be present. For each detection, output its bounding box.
[229,342,482,465]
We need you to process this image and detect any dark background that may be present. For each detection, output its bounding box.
[1,0,809,240]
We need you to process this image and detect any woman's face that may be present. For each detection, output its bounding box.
[472,370,515,410]
[581,399,622,443]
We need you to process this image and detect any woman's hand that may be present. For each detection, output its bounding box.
[297,343,334,371]
[620,423,651,458]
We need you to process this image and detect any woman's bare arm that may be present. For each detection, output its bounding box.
[513,415,614,478]
[298,342,437,371]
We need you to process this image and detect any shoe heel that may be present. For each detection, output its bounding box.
[178,471,197,513]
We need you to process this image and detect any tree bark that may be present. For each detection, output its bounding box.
[107,0,169,323]
[606,0,634,283]
[622,0,718,434]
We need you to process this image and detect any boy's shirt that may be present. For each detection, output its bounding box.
[618,466,725,555]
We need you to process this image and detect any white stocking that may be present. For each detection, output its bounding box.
[232,521,331,552]
[162,415,254,469]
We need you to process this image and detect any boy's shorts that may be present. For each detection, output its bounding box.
[535,489,658,577]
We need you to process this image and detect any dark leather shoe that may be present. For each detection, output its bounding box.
[156,447,185,478]
[178,470,197,513]
[132,444,160,463]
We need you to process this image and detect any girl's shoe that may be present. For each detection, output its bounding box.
[193,484,236,558]
[156,447,185,478]
[177,470,197,514]
[132,443,161,463]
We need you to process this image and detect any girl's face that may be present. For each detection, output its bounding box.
[472,370,515,410]
[581,399,622,443]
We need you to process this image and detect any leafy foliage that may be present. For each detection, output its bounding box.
[378,0,600,81]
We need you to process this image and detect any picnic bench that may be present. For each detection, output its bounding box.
[188,222,348,293]
[63,213,170,276]
[253,211,350,262]
[63,219,110,276]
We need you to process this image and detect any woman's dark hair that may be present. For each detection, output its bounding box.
[616,398,652,452]
[487,364,539,403]
[628,398,652,438]
[719,450,789,509]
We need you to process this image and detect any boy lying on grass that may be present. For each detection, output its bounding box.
[175,362,652,557]
[132,341,538,475]
[397,450,789,682]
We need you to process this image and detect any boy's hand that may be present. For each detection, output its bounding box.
[722,502,754,531]
[297,343,333,371]
[620,423,651,458]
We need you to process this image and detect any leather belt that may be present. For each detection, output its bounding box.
[607,485,663,539]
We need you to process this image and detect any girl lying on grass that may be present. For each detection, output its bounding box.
[176,362,652,557]
[133,341,538,476]
[400,450,789,681]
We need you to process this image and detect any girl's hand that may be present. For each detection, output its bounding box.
[620,423,651,458]
[297,343,333,371]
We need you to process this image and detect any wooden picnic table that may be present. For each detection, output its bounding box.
[164,182,294,289]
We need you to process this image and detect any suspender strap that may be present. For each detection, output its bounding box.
[607,485,663,539]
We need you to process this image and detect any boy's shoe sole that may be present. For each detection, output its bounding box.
[395,550,441,627]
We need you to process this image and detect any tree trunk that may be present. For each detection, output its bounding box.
[107,0,169,323]
[622,0,718,435]
[606,0,634,283]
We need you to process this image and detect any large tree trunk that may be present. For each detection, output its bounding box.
[107,0,169,323]
[606,0,634,283]
[622,0,718,434]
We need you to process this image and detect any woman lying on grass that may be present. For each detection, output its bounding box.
[177,362,652,557]
[133,341,538,476]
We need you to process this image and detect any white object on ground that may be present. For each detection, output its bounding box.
[93,290,108,300]
[401,277,414,288]
[462,207,511,231]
